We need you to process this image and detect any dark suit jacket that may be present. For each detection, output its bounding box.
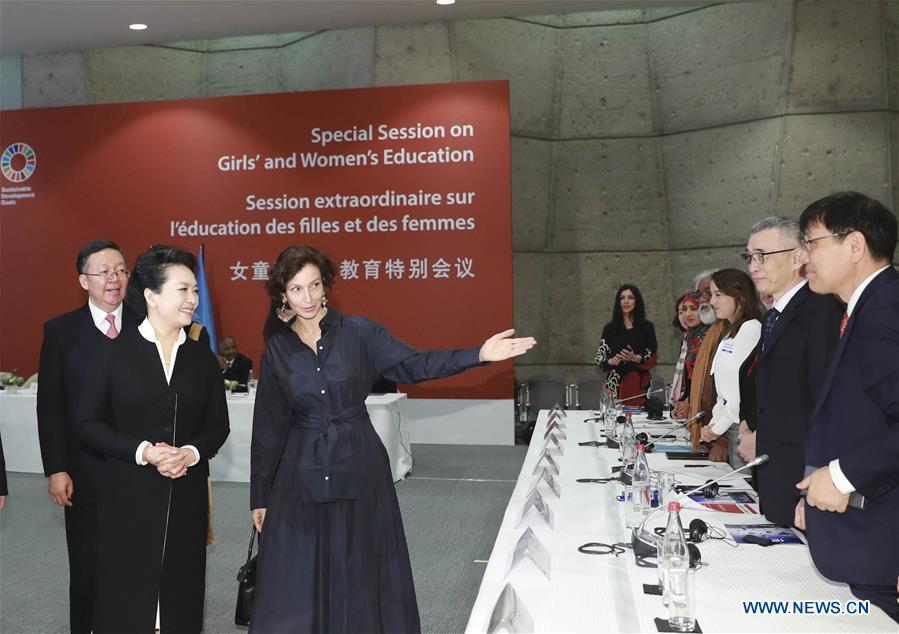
[222,352,253,384]
[749,284,843,526]
[805,266,899,586]
[36,303,138,502]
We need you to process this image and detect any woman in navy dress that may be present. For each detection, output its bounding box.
[249,246,535,633]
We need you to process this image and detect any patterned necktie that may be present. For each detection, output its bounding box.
[105,313,119,339]
[839,312,849,337]
[761,307,780,348]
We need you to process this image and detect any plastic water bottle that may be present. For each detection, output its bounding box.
[659,502,689,606]
[627,444,651,528]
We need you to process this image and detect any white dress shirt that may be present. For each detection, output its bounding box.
[709,319,762,435]
[87,299,123,335]
[828,265,892,495]
[773,279,807,313]
[133,319,200,467]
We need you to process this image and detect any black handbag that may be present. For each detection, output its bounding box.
[235,526,258,626]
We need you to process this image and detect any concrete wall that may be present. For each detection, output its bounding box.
[2,0,897,388]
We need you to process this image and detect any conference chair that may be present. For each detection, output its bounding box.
[575,375,606,411]
[526,375,568,415]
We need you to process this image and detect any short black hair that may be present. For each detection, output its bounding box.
[76,239,124,273]
[799,192,897,263]
[126,245,197,319]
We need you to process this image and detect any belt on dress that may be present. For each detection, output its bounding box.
[286,404,370,503]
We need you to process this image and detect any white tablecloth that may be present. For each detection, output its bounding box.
[0,389,413,484]
[465,410,895,633]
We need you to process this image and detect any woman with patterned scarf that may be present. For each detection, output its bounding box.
[669,292,711,419]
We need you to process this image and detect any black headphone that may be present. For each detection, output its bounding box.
[700,479,719,498]
[650,526,703,567]
[687,543,702,568]
[635,432,649,445]
[688,518,709,543]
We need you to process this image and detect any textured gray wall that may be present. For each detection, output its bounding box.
[2,0,897,387]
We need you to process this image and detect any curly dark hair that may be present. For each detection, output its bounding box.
[265,245,337,306]
[126,245,197,319]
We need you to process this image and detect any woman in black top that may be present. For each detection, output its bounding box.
[594,284,658,406]
[249,245,535,634]
[77,246,230,633]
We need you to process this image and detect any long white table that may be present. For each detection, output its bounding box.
[465,410,895,633]
[0,389,413,483]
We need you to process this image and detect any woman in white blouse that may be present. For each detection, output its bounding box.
[700,268,762,468]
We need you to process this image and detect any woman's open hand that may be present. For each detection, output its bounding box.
[478,329,537,362]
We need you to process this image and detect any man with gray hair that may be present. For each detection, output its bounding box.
[693,269,718,326]
[739,216,842,526]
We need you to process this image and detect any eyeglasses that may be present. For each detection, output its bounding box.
[82,268,130,280]
[799,231,851,251]
[739,247,798,265]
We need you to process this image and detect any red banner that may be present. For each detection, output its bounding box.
[0,81,513,398]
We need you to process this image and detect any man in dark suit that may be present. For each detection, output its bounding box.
[218,335,253,384]
[794,192,898,622]
[37,239,137,634]
[737,217,842,526]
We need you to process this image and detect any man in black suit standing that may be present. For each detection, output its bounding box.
[37,239,137,633]
[737,217,842,526]
[794,192,898,622]
[218,335,253,385]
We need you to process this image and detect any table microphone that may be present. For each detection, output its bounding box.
[646,411,704,448]
[632,454,769,554]
[615,385,667,404]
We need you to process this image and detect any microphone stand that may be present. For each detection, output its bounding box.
[646,411,704,449]
[615,385,667,405]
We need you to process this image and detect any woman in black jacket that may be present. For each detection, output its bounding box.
[594,284,658,406]
[77,245,230,633]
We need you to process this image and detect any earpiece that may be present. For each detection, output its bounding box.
[687,543,702,568]
[701,479,719,498]
[688,518,709,543]
[635,432,649,445]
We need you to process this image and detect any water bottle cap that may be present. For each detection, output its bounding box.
[667,502,681,512]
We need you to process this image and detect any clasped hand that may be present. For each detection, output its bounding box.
[608,346,641,366]
[144,442,193,479]
[796,466,849,513]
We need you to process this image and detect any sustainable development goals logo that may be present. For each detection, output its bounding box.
[1,142,37,183]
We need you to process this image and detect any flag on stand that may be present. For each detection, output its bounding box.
[195,244,218,355]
